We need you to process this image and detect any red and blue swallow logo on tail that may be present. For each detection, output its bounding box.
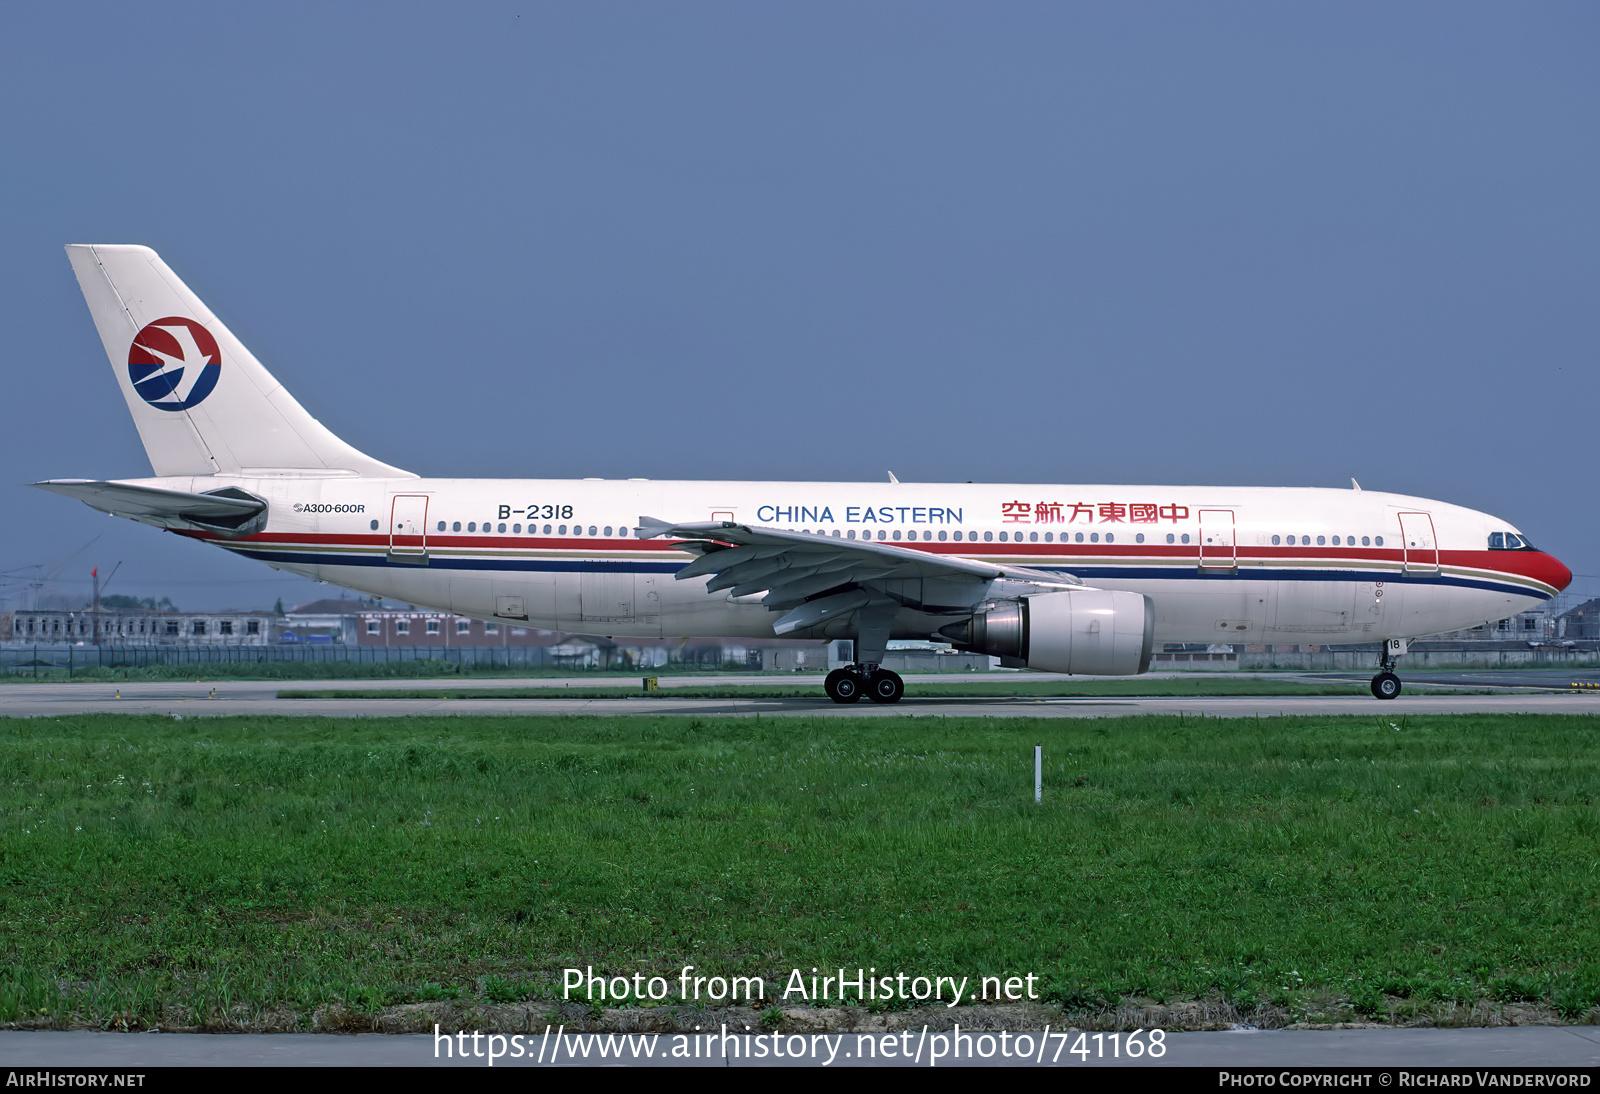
[128,317,221,411]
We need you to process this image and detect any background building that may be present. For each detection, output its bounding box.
[1,609,273,646]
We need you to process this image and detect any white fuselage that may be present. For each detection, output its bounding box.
[153,476,1567,650]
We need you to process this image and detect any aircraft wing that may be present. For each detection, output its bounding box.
[33,480,267,537]
[637,516,1079,635]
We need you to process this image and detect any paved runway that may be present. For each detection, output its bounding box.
[4,675,1600,718]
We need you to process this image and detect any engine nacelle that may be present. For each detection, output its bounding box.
[939,589,1155,676]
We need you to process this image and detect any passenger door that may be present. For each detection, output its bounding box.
[1399,512,1439,575]
[1198,509,1236,572]
[388,495,430,563]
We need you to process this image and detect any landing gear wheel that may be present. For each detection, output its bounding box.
[866,669,904,704]
[825,668,862,704]
[1371,672,1402,700]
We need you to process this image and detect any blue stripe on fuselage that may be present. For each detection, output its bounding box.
[220,546,1552,600]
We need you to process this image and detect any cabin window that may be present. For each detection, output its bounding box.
[452,522,461,531]
[558,525,567,535]
[543,525,552,534]
[1361,536,1370,546]
[1332,535,1340,545]
[605,526,614,537]
[937,530,948,541]
[619,527,629,537]
[1168,534,1176,544]
[468,522,477,532]
[1075,533,1084,543]
[497,523,506,533]
[370,520,379,530]
[999,531,1009,542]
[1135,533,1144,543]
[1317,535,1325,546]
[1181,534,1190,544]
[1375,536,1384,546]
[589,526,598,536]
[1090,533,1100,543]
[1044,532,1053,542]
[436,521,445,532]
[1105,533,1114,543]
[983,531,993,542]
[1271,535,1280,545]
[893,531,902,541]
[1029,532,1038,542]
[513,524,521,533]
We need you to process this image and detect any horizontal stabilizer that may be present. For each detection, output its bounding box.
[33,480,268,538]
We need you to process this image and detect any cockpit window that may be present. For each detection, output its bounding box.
[1489,532,1535,550]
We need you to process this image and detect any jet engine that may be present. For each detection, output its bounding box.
[939,589,1155,676]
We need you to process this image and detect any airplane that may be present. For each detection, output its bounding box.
[37,245,1573,703]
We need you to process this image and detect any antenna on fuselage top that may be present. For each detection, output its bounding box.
[1351,478,1362,491]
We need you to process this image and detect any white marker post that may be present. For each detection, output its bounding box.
[1034,744,1042,803]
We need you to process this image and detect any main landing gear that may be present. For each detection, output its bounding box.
[1370,638,1406,700]
[825,665,904,705]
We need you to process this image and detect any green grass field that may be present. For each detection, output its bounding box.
[1,712,1596,1031]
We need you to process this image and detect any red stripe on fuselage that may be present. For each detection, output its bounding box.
[178,531,1570,592]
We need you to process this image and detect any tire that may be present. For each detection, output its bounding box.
[866,669,904,704]
[1371,672,1401,700]
[825,668,862,704]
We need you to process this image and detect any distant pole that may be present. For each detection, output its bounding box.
[1034,743,1042,804]
[92,568,100,647]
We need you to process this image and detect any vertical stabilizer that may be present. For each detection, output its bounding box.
[65,245,413,479]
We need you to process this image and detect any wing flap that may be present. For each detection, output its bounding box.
[637,515,1082,631]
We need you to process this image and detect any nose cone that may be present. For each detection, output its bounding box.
[1536,551,1573,594]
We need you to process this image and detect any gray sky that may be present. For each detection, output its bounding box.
[3,2,1596,612]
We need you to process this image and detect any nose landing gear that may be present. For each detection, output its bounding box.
[1370,638,1406,700]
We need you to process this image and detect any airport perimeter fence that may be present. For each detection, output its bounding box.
[0,643,669,677]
